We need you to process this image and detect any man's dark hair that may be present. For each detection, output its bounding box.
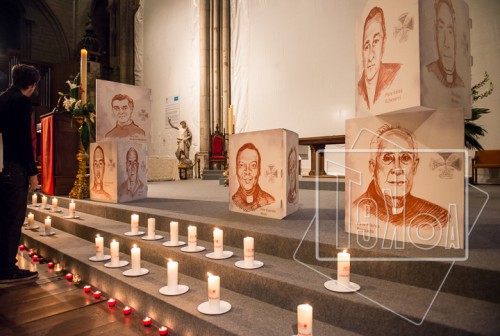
[12,64,40,89]
[111,93,134,109]
[363,7,386,45]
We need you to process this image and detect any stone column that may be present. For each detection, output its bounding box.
[199,0,211,170]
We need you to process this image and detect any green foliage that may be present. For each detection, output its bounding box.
[465,72,494,151]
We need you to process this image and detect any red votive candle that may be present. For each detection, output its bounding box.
[84,285,91,293]
[38,256,45,264]
[19,245,25,251]
[47,262,54,268]
[158,326,168,335]
[107,298,116,307]
[32,255,38,262]
[123,306,131,315]
[65,273,73,281]
[142,317,152,326]
[93,291,101,299]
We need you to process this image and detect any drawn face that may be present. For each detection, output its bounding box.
[93,148,105,184]
[436,3,455,75]
[363,13,384,82]
[112,99,133,124]
[126,149,139,183]
[288,149,297,186]
[237,148,260,192]
[370,132,419,198]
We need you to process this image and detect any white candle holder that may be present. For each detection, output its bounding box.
[89,255,111,262]
[141,234,163,241]
[40,231,56,236]
[324,279,360,293]
[180,245,206,253]
[104,260,129,268]
[197,301,232,315]
[63,215,80,219]
[122,268,149,277]
[24,224,39,230]
[162,240,186,247]
[124,231,145,236]
[205,251,234,260]
[49,209,62,213]
[159,284,190,296]
[234,260,264,270]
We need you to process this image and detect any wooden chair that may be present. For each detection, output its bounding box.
[472,150,500,184]
[209,125,226,170]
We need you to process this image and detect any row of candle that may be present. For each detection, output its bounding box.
[31,194,76,216]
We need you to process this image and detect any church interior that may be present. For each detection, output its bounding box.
[1,0,499,335]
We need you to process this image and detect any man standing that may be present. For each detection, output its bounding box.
[358,7,402,109]
[426,0,464,88]
[105,94,145,138]
[0,64,40,284]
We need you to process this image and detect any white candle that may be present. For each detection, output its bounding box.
[297,304,313,336]
[69,200,76,217]
[244,237,254,267]
[32,193,38,206]
[51,197,58,212]
[131,244,141,272]
[27,212,35,228]
[170,221,179,245]
[95,235,104,259]
[337,250,350,287]
[41,195,47,208]
[213,228,223,258]
[44,216,52,234]
[147,218,156,239]
[188,225,197,251]
[167,259,178,292]
[131,214,139,234]
[110,240,120,266]
[207,272,220,311]
[80,49,88,104]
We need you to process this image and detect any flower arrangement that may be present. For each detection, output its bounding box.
[58,73,96,151]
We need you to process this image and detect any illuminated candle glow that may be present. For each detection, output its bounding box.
[337,249,350,287]
[41,195,47,208]
[107,298,116,307]
[27,213,35,228]
[110,239,120,266]
[80,49,88,104]
[170,221,179,245]
[244,237,254,267]
[297,304,313,336]
[93,291,101,299]
[158,326,168,335]
[167,259,178,292]
[95,235,104,259]
[84,285,91,293]
[51,197,58,212]
[69,200,76,217]
[123,306,131,315]
[213,228,223,258]
[32,193,38,206]
[142,317,152,326]
[44,216,52,234]
[207,272,220,311]
[131,244,141,272]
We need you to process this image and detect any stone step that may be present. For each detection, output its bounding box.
[202,169,225,180]
[22,211,500,336]
[20,228,357,336]
[29,196,500,305]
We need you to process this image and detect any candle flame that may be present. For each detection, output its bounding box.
[168,258,173,262]
[343,249,347,253]
[133,244,137,248]
[112,239,116,243]
[71,199,74,203]
[46,216,51,219]
[207,272,213,277]
[96,234,100,238]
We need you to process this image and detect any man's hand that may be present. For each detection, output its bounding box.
[29,175,38,192]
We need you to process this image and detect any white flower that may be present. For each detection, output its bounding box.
[66,80,78,90]
[89,112,96,123]
[74,100,82,110]
[62,97,76,111]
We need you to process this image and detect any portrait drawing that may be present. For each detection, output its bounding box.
[105,94,146,138]
[91,145,112,201]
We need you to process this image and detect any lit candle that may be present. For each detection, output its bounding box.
[142,316,152,326]
[44,216,52,234]
[170,221,179,245]
[69,200,76,217]
[95,235,104,259]
[337,249,350,287]
[228,105,234,135]
[147,218,156,239]
[107,298,116,307]
[80,49,87,104]
[66,273,73,281]
[32,255,38,262]
[27,213,35,228]
[207,272,220,311]
[131,214,139,234]
[19,245,25,251]
[158,326,168,335]
[244,237,254,267]
[213,228,223,258]
[297,304,313,336]
[32,193,38,206]
[167,259,178,292]
[123,306,132,315]
[84,285,91,293]
[48,262,54,269]
[54,264,62,273]
[93,291,101,299]
[187,225,197,251]
[131,244,141,272]
[51,197,58,212]
[41,195,47,208]
[110,239,120,266]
